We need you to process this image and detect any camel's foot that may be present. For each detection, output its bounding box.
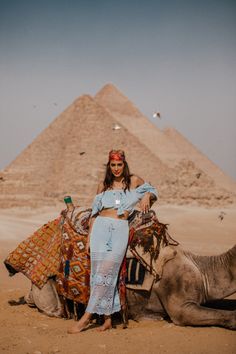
[8,296,26,306]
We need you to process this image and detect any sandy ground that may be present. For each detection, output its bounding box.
[0,204,236,354]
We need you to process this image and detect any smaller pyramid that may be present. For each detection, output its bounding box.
[95,84,236,193]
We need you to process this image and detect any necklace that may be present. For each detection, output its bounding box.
[112,180,125,189]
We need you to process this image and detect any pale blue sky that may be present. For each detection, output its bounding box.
[0,0,235,179]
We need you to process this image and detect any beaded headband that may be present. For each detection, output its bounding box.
[109,150,125,161]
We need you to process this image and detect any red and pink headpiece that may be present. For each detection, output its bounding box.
[109,150,125,161]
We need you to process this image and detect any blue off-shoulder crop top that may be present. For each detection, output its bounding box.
[91,182,158,217]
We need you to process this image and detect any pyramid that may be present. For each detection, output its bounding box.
[0,86,234,208]
[0,95,169,207]
[95,84,236,193]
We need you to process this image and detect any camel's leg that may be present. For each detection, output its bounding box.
[24,285,36,307]
[127,290,148,314]
[127,288,166,320]
[31,280,63,317]
[156,258,236,330]
[169,302,236,330]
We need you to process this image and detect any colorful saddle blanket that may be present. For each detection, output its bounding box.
[128,210,178,280]
[56,211,91,304]
[4,218,61,288]
[125,258,146,285]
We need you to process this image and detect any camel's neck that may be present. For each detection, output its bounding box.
[189,245,236,301]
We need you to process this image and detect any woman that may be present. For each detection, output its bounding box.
[68,150,157,333]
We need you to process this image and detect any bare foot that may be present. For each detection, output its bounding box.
[97,318,112,332]
[67,319,90,334]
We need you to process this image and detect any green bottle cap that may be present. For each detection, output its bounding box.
[64,195,72,204]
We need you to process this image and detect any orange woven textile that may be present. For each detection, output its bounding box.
[56,219,90,304]
[4,219,61,288]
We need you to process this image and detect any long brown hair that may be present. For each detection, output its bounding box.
[103,160,131,192]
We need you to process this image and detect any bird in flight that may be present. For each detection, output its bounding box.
[113,123,121,130]
[153,110,161,119]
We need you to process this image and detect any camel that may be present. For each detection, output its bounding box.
[127,244,236,330]
[5,208,236,330]
[15,244,236,330]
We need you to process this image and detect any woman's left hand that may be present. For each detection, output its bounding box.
[139,193,151,213]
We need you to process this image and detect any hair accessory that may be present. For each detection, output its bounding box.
[109,150,125,161]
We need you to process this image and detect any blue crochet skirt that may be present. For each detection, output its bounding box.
[86,216,129,315]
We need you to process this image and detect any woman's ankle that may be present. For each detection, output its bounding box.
[80,312,91,322]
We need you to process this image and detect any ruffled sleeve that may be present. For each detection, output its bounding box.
[91,193,103,217]
[135,182,158,201]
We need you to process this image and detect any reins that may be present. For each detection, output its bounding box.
[128,215,179,281]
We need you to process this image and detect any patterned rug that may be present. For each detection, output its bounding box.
[4,218,61,289]
[56,213,91,304]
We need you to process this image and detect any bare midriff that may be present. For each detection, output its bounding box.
[99,208,129,220]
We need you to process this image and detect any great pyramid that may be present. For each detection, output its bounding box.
[0,84,235,208]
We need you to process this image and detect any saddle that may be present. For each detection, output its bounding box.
[126,210,178,289]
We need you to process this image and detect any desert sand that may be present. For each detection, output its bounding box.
[0,204,235,354]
